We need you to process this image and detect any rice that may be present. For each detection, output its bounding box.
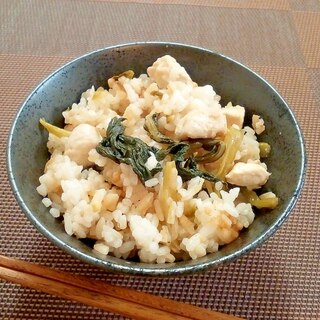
[37,55,278,263]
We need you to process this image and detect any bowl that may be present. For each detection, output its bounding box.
[7,42,306,276]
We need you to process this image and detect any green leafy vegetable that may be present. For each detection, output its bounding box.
[144,113,176,144]
[162,142,220,182]
[97,115,224,183]
[96,117,162,181]
[194,140,226,163]
[176,157,220,183]
[144,113,225,162]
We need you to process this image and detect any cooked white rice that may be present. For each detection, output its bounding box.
[37,55,277,263]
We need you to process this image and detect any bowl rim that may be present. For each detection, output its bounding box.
[7,41,307,275]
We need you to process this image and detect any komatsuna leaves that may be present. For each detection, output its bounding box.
[96,117,162,182]
[97,116,223,184]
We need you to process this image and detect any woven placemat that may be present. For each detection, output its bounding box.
[1,1,319,319]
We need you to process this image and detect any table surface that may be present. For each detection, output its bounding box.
[1,1,319,319]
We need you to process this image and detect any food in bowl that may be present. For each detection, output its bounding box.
[37,55,278,263]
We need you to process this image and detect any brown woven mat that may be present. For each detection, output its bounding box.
[1,0,319,319]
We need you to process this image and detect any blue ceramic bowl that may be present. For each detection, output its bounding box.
[7,42,306,275]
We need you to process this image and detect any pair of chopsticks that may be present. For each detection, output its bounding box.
[0,255,243,320]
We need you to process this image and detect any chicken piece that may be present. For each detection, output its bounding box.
[252,114,265,135]
[147,55,195,89]
[175,108,227,139]
[225,162,270,189]
[65,124,101,167]
[222,103,245,129]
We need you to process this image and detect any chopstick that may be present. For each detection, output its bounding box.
[0,255,243,320]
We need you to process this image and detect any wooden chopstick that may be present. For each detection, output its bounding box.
[0,255,243,320]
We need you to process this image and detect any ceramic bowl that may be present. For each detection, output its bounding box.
[7,42,306,275]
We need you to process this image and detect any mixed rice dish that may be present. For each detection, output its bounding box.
[37,55,278,263]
